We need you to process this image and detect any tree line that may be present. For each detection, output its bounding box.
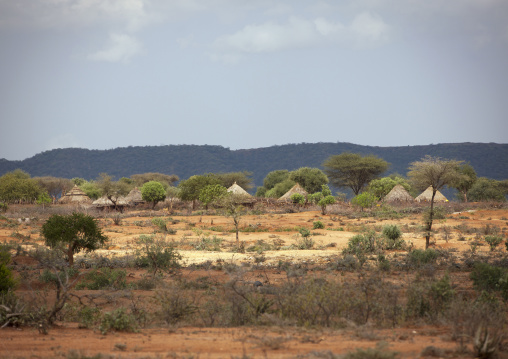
[1,153,507,214]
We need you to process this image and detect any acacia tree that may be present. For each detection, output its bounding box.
[408,156,462,249]
[96,173,131,209]
[289,167,329,194]
[41,212,108,266]
[449,163,477,202]
[141,181,167,209]
[323,153,389,195]
[199,184,228,210]
[178,175,222,209]
[217,194,247,246]
[0,170,43,203]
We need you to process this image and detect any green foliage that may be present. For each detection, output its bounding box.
[99,307,138,335]
[141,181,166,208]
[470,262,508,299]
[290,193,306,205]
[468,177,506,202]
[308,192,323,204]
[484,235,503,252]
[130,172,179,189]
[343,231,382,257]
[449,163,477,202]
[405,274,454,321]
[351,192,378,211]
[0,169,43,203]
[96,173,131,206]
[36,191,52,207]
[288,167,329,194]
[318,195,336,215]
[406,249,439,268]
[208,171,253,190]
[41,212,108,266]
[78,180,101,200]
[382,225,401,241]
[323,153,389,195]
[178,175,222,202]
[263,170,290,190]
[135,235,182,276]
[0,263,16,293]
[368,176,411,199]
[313,221,325,229]
[198,184,228,208]
[75,268,127,290]
[270,179,296,198]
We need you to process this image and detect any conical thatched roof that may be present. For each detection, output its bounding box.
[92,196,129,207]
[279,183,308,201]
[227,182,251,197]
[384,184,414,203]
[58,185,92,204]
[415,186,448,202]
[125,187,145,204]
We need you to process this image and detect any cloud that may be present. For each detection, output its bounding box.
[88,33,142,63]
[210,13,390,62]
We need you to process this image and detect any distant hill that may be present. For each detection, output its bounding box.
[1,142,507,190]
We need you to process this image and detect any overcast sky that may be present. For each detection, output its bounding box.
[1,0,507,161]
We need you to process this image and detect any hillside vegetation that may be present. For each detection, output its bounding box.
[1,142,507,187]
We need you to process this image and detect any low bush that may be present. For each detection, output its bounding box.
[406,249,439,268]
[313,221,325,229]
[135,235,182,276]
[75,268,127,290]
[470,262,508,299]
[484,235,503,252]
[99,307,138,335]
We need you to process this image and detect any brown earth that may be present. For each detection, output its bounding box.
[1,204,508,358]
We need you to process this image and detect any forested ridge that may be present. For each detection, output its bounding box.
[1,142,507,188]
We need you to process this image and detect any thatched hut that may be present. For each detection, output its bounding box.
[125,187,145,205]
[384,184,414,203]
[58,185,92,204]
[227,182,252,197]
[92,196,129,210]
[415,186,448,202]
[279,183,308,201]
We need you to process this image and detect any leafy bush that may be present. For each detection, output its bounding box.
[484,235,503,252]
[135,235,182,276]
[151,217,168,232]
[0,247,15,293]
[75,268,127,290]
[343,231,382,256]
[99,307,138,335]
[406,249,439,268]
[351,192,378,211]
[405,274,454,321]
[290,193,306,205]
[382,225,406,250]
[470,262,508,299]
[313,221,325,229]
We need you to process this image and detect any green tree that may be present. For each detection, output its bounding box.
[210,171,253,191]
[178,175,222,208]
[0,169,43,203]
[217,194,247,245]
[367,176,411,199]
[141,181,167,209]
[468,178,506,202]
[351,192,378,212]
[310,184,335,215]
[37,191,52,209]
[199,184,228,209]
[41,212,108,266]
[135,235,182,276]
[96,173,131,209]
[408,156,462,249]
[289,167,329,194]
[449,163,477,202]
[79,180,101,200]
[268,179,296,198]
[130,173,179,190]
[318,195,336,215]
[323,153,389,195]
[263,170,290,190]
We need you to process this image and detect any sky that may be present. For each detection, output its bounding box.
[1,0,508,161]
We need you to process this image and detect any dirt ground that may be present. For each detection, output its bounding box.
[1,203,507,359]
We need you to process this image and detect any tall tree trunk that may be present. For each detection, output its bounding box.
[67,245,74,266]
[425,190,437,249]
